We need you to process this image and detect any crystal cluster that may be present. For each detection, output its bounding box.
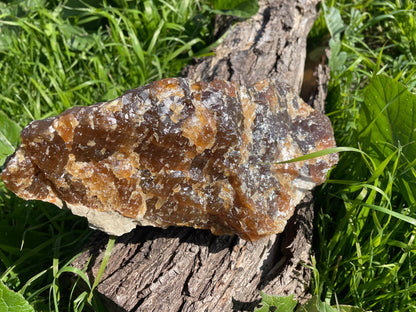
[1,78,338,241]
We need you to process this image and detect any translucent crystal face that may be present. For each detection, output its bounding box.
[1,78,338,241]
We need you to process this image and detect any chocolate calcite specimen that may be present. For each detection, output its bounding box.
[1,78,338,241]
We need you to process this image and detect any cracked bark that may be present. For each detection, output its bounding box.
[70,0,329,311]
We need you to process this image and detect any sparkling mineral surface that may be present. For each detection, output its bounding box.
[1,78,338,241]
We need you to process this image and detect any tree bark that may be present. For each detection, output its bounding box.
[70,1,328,311]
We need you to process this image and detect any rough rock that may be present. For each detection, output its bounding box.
[1,78,338,241]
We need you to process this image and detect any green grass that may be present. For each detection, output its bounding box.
[312,1,416,311]
[0,0,216,128]
[1,0,416,311]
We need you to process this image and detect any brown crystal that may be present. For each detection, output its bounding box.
[1,78,338,241]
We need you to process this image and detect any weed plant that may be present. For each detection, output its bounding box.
[313,1,416,311]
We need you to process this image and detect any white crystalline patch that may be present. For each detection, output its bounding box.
[67,203,137,235]
[292,176,316,193]
[104,98,123,112]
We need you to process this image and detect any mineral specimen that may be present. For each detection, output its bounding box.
[1,78,338,241]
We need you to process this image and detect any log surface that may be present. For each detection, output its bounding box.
[70,0,326,311]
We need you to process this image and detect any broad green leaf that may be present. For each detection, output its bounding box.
[0,30,13,53]
[359,75,416,159]
[208,0,259,18]
[328,38,347,77]
[322,4,347,77]
[255,293,297,312]
[0,111,21,165]
[0,281,34,312]
[322,2,344,39]
[59,24,96,52]
[358,75,416,205]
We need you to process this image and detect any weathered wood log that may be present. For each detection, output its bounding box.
[70,0,327,311]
